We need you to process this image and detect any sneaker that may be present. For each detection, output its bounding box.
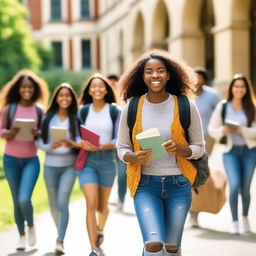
[230,221,239,234]
[55,240,65,255]
[188,213,199,228]
[27,226,36,246]
[89,248,101,256]
[16,235,26,251]
[96,228,104,247]
[241,217,250,233]
[116,201,124,212]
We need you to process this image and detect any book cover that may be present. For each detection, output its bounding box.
[80,125,100,146]
[136,128,167,160]
[50,126,68,143]
[14,118,36,141]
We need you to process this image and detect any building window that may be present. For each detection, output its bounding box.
[81,40,91,68]
[51,0,62,21]
[52,42,63,68]
[80,0,90,19]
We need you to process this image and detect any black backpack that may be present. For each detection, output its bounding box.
[79,103,119,139]
[6,102,43,129]
[219,101,227,144]
[127,95,209,189]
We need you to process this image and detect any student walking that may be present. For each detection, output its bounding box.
[116,50,205,256]
[37,83,80,254]
[208,74,256,234]
[107,74,127,211]
[188,67,220,227]
[77,74,121,256]
[0,70,48,251]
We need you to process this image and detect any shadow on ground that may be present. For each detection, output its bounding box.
[8,249,38,256]
[190,226,256,243]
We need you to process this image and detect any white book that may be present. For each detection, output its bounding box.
[15,118,36,141]
[50,126,68,143]
[224,119,240,128]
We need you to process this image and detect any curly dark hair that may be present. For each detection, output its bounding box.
[118,49,196,102]
[226,74,256,127]
[41,83,78,143]
[80,73,116,105]
[0,69,49,110]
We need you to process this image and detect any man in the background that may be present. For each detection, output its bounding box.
[107,74,127,212]
[189,67,221,226]
[194,67,220,154]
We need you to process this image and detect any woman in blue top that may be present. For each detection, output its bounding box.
[38,83,80,254]
[77,74,121,256]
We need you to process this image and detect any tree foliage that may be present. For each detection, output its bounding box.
[0,0,41,87]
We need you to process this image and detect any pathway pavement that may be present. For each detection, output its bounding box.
[0,145,256,256]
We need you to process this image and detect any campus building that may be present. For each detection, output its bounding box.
[25,0,256,92]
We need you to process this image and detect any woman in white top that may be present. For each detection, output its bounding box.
[77,74,121,256]
[208,74,256,234]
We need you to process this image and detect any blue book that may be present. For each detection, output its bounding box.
[136,128,167,160]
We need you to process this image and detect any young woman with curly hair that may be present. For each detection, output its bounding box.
[0,69,49,251]
[77,74,121,256]
[38,83,81,254]
[208,74,256,234]
[116,50,205,256]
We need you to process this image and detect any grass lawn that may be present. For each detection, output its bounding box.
[0,142,83,232]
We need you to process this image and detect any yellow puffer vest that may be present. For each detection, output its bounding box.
[126,94,197,197]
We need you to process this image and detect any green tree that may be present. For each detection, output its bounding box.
[35,42,54,71]
[0,0,41,87]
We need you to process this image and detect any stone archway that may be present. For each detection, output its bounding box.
[200,0,215,82]
[151,0,169,50]
[132,12,145,59]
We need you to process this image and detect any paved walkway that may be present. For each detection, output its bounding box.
[0,145,256,256]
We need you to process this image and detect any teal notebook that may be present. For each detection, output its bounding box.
[136,128,167,160]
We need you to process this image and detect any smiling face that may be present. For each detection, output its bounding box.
[143,58,170,94]
[231,79,247,100]
[56,87,72,110]
[89,78,108,101]
[18,78,35,102]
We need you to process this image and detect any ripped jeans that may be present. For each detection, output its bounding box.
[134,174,191,256]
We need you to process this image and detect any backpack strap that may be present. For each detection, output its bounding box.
[6,103,17,129]
[35,105,43,129]
[79,104,90,124]
[127,96,140,143]
[221,101,227,124]
[109,103,119,139]
[177,95,191,142]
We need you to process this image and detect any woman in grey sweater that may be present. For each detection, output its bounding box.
[116,50,205,256]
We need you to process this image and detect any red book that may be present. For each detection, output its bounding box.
[80,125,100,146]
[75,126,100,171]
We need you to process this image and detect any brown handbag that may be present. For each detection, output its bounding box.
[190,169,227,214]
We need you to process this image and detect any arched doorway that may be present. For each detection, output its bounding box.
[200,0,214,83]
[132,12,144,59]
[151,0,169,50]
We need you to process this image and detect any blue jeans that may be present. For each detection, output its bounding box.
[115,151,127,203]
[77,150,116,188]
[223,145,256,221]
[3,154,40,235]
[44,165,76,241]
[134,174,191,256]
